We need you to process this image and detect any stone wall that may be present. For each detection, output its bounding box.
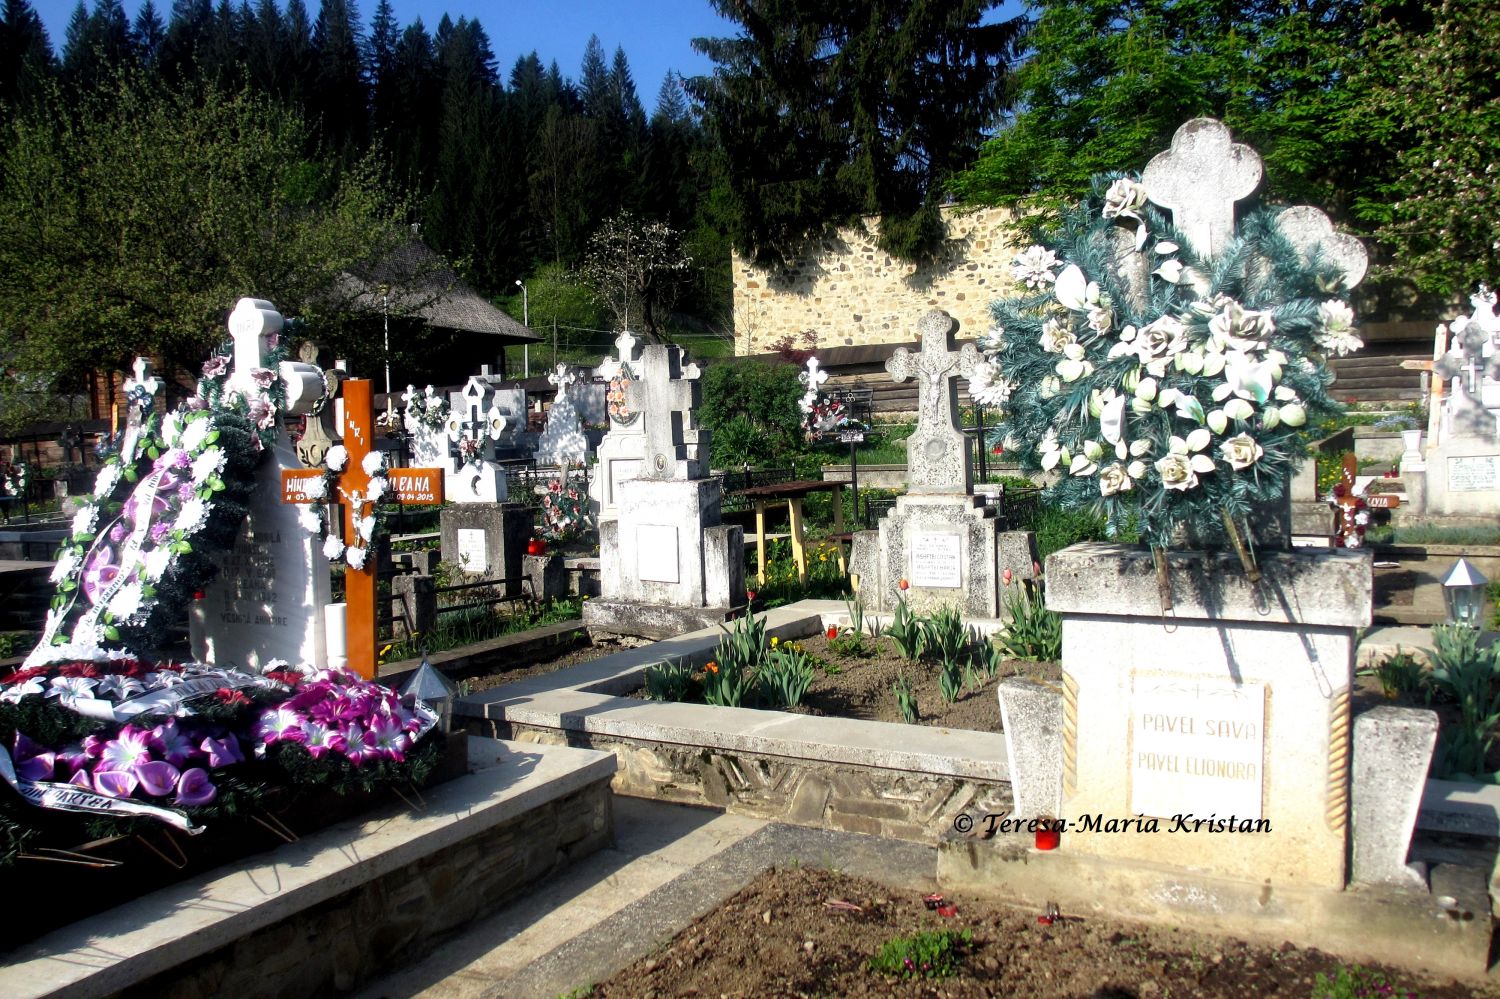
[732,205,1020,355]
[126,781,612,999]
[493,722,1011,844]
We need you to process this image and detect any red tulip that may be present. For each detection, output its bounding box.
[1002,568,1013,585]
[898,579,909,591]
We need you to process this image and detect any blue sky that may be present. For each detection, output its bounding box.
[30,0,740,113]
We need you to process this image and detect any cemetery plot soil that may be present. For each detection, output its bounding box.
[461,637,646,694]
[592,867,1486,999]
[784,635,1055,733]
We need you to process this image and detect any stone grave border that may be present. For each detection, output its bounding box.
[454,599,1500,846]
[458,600,1013,841]
[0,739,615,999]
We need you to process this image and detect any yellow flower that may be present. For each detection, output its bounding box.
[770,636,780,647]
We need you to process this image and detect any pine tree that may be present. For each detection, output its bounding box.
[690,0,1026,267]
[0,0,57,109]
[157,0,212,85]
[245,0,281,93]
[366,0,397,128]
[310,0,367,155]
[131,0,166,70]
[278,0,314,110]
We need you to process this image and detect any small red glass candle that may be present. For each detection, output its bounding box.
[1035,822,1060,851]
[526,538,546,556]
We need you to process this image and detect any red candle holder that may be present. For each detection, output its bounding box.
[526,538,546,556]
[1035,822,1060,851]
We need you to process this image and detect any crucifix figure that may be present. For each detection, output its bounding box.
[886,311,980,495]
[445,378,506,467]
[625,344,707,480]
[1141,118,1263,260]
[119,358,162,461]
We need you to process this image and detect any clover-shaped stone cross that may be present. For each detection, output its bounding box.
[1142,118,1263,260]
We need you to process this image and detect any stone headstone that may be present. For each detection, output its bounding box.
[625,344,710,481]
[1141,117,1263,259]
[439,503,532,596]
[590,333,708,520]
[997,677,1064,821]
[885,311,980,495]
[536,363,589,467]
[191,301,332,672]
[1277,206,1369,291]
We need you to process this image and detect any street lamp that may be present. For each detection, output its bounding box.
[1442,556,1489,628]
[379,283,392,422]
[515,279,529,379]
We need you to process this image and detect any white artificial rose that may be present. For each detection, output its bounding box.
[1220,433,1264,471]
[1098,463,1133,497]
[1102,178,1149,218]
[49,549,80,584]
[1011,245,1060,289]
[190,446,226,485]
[365,477,388,503]
[361,451,386,476]
[345,545,368,571]
[1039,318,1076,354]
[325,445,348,472]
[173,498,209,535]
[1155,452,1199,491]
[323,535,345,561]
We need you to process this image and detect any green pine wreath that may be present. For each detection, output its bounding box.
[976,172,1364,554]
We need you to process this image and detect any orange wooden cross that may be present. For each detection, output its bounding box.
[280,379,444,678]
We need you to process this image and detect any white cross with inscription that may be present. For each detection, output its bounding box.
[1141,118,1263,260]
[626,344,704,480]
[886,311,980,495]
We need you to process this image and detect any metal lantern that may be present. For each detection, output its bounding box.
[1441,557,1489,629]
[399,654,460,733]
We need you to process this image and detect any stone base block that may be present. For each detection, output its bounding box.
[1,738,615,999]
[524,553,568,602]
[440,503,533,593]
[582,599,740,640]
[938,835,1492,980]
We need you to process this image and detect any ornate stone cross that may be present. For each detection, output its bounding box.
[886,311,979,495]
[1142,118,1263,260]
[445,372,507,464]
[626,344,706,480]
[1276,206,1368,292]
[597,330,643,382]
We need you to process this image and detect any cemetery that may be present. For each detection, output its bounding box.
[0,1,1496,991]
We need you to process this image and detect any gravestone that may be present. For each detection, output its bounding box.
[588,332,710,521]
[849,311,1037,618]
[190,300,333,673]
[1409,289,1500,516]
[535,364,589,467]
[583,343,743,639]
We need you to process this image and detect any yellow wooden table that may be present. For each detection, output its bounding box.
[728,479,847,586]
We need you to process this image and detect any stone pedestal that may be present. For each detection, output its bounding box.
[524,553,568,602]
[439,503,533,594]
[1419,436,1500,516]
[1044,543,1371,890]
[584,477,744,639]
[852,495,1038,618]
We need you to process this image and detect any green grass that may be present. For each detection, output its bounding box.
[382,596,583,662]
[1370,525,1500,547]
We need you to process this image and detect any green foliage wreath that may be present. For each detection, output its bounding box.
[978,172,1364,553]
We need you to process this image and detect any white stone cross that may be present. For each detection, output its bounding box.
[225,298,284,398]
[596,330,643,382]
[886,311,979,495]
[1142,118,1263,260]
[1276,206,1369,291]
[548,363,578,390]
[626,344,705,480]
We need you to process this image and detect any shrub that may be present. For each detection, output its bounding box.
[699,359,804,468]
[1312,964,1418,999]
[938,655,964,704]
[1366,649,1425,700]
[868,928,972,980]
[1032,504,1121,559]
